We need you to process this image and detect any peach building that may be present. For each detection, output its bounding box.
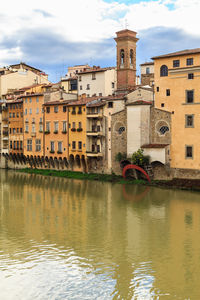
[68,98,94,168]
[7,99,23,154]
[22,93,44,156]
[44,100,70,158]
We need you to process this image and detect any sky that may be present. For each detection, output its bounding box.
[0,0,200,82]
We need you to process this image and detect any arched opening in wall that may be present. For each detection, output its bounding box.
[69,154,75,168]
[120,49,125,65]
[63,157,68,168]
[130,49,133,65]
[151,160,170,179]
[120,159,131,169]
[81,155,87,173]
[160,65,168,77]
[75,155,81,168]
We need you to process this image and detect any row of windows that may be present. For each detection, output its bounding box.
[27,139,41,151]
[72,141,82,150]
[79,82,115,90]
[9,112,23,118]
[160,58,194,77]
[120,49,134,65]
[79,73,96,81]
[24,108,42,115]
[25,124,43,133]
[9,104,22,109]
[49,141,63,153]
[10,128,23,134]
[46,106,68,113]
[158,89,195,104]
[173,58,193,68]
[24,97,39,103]
[10,141,23,150]
[46,121,67,133]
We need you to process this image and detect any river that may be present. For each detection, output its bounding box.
[0,170,200,299]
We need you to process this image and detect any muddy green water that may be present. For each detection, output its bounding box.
[0,170,200,299]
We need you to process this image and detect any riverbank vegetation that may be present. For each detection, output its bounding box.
[17,168,200,191]
[17,168,146,185]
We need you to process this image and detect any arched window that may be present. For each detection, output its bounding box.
[130,49,133,65]
[159,126,169,135]
[160,65,168,77]
[120,49,125,65]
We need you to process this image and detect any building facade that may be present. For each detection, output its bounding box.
[8,99,23,154]
[140,62,154,86]
[23,93,44,156]
[153,48,200,171]
[78,67,116,97]
[44,101,69,158]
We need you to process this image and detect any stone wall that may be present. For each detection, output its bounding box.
[150,107,171,144]
[111,109,127,174]
[141,73,154,86]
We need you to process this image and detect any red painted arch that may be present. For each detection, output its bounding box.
[122,164,151,183]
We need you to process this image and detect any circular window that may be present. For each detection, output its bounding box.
[114,121,126,135]
[159,126,169,135]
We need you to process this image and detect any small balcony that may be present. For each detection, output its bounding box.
[31,132,36,137]
[87,126,104,136]
[87,112,103,118]
[71,128,76,132]
[86,151,103,157]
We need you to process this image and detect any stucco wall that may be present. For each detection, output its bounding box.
[127,105,151,157]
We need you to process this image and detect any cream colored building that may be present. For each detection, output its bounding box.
[140,62,154,86]
[78,67,117,97]
[0,62,50,97]
[127,86,154,104]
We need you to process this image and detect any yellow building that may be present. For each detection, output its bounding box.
[153,49,200,171]
[68,98,93,169]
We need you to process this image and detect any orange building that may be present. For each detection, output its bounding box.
[44,100,70,158]
[68,98,93,168]
[8,99,23,154]
[22,93,44,156]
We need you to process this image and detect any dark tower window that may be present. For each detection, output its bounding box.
[160,65,168,77]
[130,49,133,65]
[120,49,125,65]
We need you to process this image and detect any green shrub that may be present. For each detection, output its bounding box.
[131,149,150,167]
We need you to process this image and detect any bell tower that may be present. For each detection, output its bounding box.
[114,29,139,92]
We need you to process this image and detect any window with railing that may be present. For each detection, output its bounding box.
[36,139,41,151]
[27,139,32,151]
[58,141,62,153]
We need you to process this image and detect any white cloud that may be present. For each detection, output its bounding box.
[0,0,200,76]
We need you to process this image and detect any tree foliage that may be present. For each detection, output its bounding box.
[131,149,150,167]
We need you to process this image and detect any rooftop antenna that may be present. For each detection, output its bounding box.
[125,19,129,29]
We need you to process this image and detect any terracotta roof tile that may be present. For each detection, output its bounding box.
[152,48,200,60]
[141,144,169,148]
[79,67,115,75]
[126,100,152,106]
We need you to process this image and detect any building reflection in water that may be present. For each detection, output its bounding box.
[1,170,200,299]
